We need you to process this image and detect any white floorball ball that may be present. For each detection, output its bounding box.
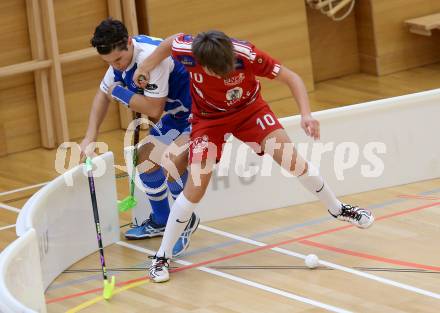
[305,254,319,269]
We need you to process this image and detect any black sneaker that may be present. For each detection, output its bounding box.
[148,255,170,283]
[329,204,374,229]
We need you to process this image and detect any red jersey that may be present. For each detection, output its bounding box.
[171,34,281,119]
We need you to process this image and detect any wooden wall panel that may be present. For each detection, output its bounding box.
[0,74,41,154]
[148,0,315,100]
[0,0,40,155]
[26,0,56,148]
[54,0,108,54]
[41,0,69,144]
[0,0,32,67]
[52,0,121,141]
[0,125,6,156]
[62,58,119,140]
[136,0,149,35]
[355,0,378,75]
[370,0,440,75]
[306,5,360,82]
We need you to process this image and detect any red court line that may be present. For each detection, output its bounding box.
[46,287,102,304]
[300,240,440,272]
[46,201,440,304]
[374,202,440,221]
[398,194,440,201]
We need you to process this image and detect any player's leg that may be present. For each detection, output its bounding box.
[125,114,189,239]
[260,127,374,228]
[149,123,222,282]
[162,131,190,201]
[161,131,201,256]
[236,101,373,228]
[124,139,169,239]
[149,161,213,282]
[149,165,211,283]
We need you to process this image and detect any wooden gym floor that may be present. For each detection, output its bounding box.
[1,63,440,312]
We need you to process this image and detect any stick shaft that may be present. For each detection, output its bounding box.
[129,88,143,197]
[86,162,108,281]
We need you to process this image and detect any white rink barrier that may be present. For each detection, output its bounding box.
[130,88,440,223]
[0,229,46,313]
[15,151,120,293]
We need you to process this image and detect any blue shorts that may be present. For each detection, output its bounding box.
[149,114,191,145]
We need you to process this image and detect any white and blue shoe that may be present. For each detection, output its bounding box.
[125,214,166,239]
[172,212,200,257]
[329,204,374,229]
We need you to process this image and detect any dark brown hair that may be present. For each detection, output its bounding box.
[91,18,128,55]
[192,30,235,77]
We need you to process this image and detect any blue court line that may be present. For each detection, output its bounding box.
[46,187,440,292]
[182,198,404,258]
[420,188,440,195]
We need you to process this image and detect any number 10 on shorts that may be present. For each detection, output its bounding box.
[256,114,276,130]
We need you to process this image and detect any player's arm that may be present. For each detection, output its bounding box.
[80,88,111,157]
[134,34,180,87]
[107,84,165,120]
[275,66,320,140]
[275,66,311,117]
[118,90,166,121]
[112,53,173,120]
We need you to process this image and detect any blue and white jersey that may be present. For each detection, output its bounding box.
[100,35,191,118]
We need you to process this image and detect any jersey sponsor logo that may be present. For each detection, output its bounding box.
[177,55,196,67]
[191,135,209,154]
[234,58,244,70]
[226,87,243,106]
[224,73,245,86]
[146,83,158,90]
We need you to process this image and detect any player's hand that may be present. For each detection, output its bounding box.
[107,82,122,99]
[301,115,320,140]
[79,136,96,161]
[133,67,150,89]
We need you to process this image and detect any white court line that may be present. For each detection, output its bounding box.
[0,224,15,231]
[0,203,20,213]
[199,224,440,300]
[0,182,48,197]
[116,241,353,313]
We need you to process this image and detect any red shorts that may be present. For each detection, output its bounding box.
[189,96,283,163]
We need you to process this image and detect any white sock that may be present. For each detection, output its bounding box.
[298,163,342,215]
[156,193,197,259]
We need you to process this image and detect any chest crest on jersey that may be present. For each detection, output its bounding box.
[224,73,245,86]
[226,87,243,106]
